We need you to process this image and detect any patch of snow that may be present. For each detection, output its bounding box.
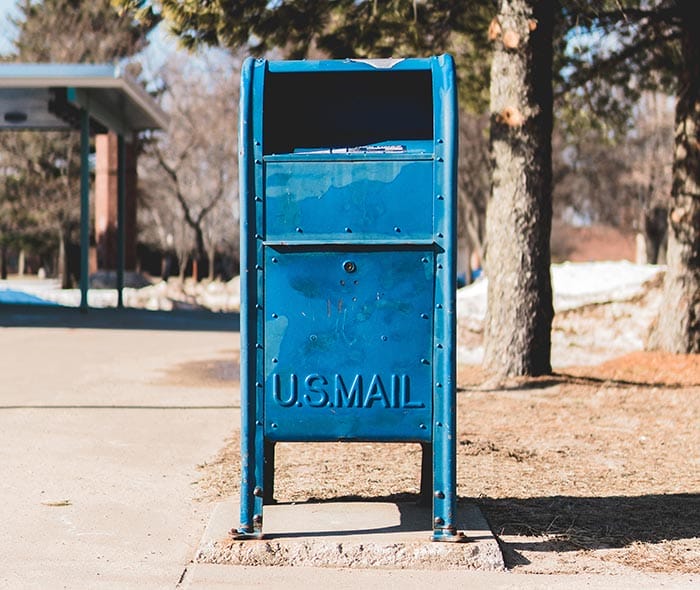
[457,261,664,321]
[551,261,663,311]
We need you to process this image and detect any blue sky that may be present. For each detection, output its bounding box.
[0,0,18,54]
[0,0,174,69]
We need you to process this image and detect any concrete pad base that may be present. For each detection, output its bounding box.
[195,500,504,570]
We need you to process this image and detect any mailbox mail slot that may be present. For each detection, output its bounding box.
[238,55,462,542]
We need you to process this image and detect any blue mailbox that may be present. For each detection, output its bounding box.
[237,55,463,542]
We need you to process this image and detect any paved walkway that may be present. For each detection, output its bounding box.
[1,306,696,589]
[0,308,238,589]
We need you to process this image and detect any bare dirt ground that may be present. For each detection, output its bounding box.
[195,276,699,575]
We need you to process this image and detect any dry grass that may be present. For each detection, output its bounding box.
[195,352,700,573]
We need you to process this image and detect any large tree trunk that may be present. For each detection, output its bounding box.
[483,0,554,376]
[648,6,700,353]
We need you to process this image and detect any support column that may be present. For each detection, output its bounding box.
[79,108,90,313]
[95,132,137,275]
[117,134,126,308]
[95,133,118,271]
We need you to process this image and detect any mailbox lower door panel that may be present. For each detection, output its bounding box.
[263,248,434,442]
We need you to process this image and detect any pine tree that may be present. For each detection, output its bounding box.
[117,0,700,363]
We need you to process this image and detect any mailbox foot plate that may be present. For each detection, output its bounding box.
[431,528,469,543]
[230,527,265,541]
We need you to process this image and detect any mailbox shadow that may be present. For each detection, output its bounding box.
[267,494,432,539]
[0,303,239,332]
[476,493,700,566]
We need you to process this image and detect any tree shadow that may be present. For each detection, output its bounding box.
[459,371,694,392]
[293,492,699,563]
[475,493,700,551]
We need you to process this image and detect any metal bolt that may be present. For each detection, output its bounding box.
[345,227,352,233]
[253,514,263,524]
[255,264,262,270]
[255,343,263,350]
[436,343,443,349]
[381,335,388,342]
[421,257,429,263]
[255,304,262,310]
[343,260,357,273]
[253,486,264,497]
[436,382,442,388]
[272,357,278,363]
[437,194,444,200]
[310,334,317,342]
[436,304,443,309]
[393,226,401,233]
[271,257,278,263]
[420,313,429,319]
[271,313,278,318]
[420,358,430,365]
[435,490,445,499]
[419,423,427,430]
[295,227,303,233]
[270,423,278,429]
[255,382,262,388]
[434,517,445,526]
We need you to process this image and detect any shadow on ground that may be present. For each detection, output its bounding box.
[476,493,700,550]
[278,492,699,550]
[0,303,240,332]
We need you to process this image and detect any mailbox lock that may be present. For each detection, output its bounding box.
[343,260,357,273]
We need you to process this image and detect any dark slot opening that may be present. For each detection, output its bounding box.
[263,70,433,154]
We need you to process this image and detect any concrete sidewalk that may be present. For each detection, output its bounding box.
[0,317,238,589]
[1,308,697,590]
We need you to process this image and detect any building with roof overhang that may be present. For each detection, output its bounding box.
[0,63,168,310]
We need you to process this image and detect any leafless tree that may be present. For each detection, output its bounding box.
[138,51,239,280]
[623,92,674,264]
[457,112,489,280]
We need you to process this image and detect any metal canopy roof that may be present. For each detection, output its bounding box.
[0,63,168,135]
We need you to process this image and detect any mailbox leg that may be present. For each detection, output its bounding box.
[431,385,467,542]
[234,420,265,539]
[431,431,466,542]
[233,341,265,539]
